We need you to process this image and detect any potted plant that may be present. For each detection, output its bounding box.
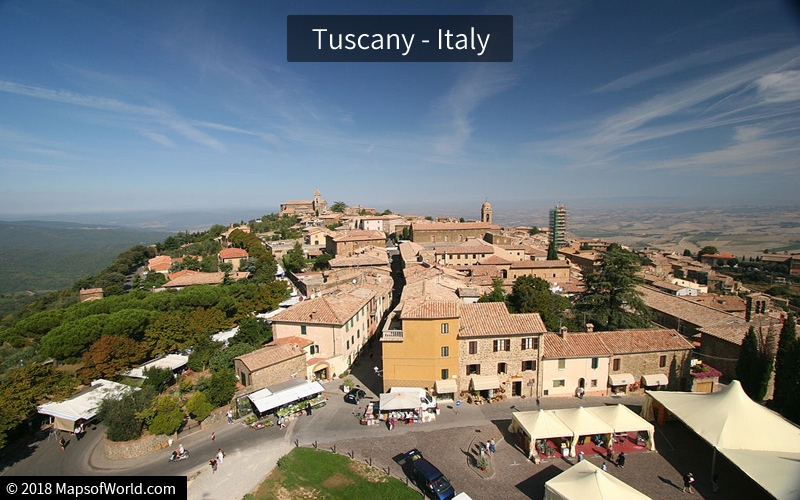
[476,454,490,471]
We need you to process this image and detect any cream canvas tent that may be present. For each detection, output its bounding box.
[38,379,130,431]
[379,392,423,411]
[544,460,652,500]
[510,410,573,458]
[553,407,614,457]
[587,404,656,451]
[646,380,800,500]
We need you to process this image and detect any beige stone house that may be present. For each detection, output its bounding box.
[234,342,307,392]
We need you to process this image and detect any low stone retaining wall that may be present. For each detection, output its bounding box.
[200,405,231,430]
[104,432,176,461]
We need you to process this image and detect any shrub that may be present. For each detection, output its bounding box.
[186,391,213,422]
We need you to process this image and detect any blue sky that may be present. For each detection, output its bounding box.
[1,0,799,217]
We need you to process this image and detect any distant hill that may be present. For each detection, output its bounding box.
[0,221,168,294]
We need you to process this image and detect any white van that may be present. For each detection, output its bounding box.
[389,387,437,411]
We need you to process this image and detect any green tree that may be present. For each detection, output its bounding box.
[203,368,237,407]
[187,334,221,372]
[773,315,798,411]
[683,249,692,257]
[312,254,333,271]
[698,246,718,257]
[478,278,505,303]
[143,312,191,355]
[231,316,272,346]
[209,343,256,373]
[506,276,573,331]
[282,242,306,273]
[547,241,558,261]
[575,247,650,331]
[529,227,540,235]
[0,364,78,447]
[331,201,346,213]
[96,385,156,442]
[186,391,213,421]
[736,326,773,403]
[142,366,175,393]
[144,395,184,436]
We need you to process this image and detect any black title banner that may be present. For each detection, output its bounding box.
[288,15,513,62]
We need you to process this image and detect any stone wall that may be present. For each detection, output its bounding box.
[200,405,231,430]
[457,335,540,394]
[610,350,692,390]
[234,354,307,394]
[104,432,175,461]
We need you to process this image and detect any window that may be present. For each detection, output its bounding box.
[558,358,566,370]
[351,335,354,345]
[659,355,667,368]
[346,323,349,332]
[590,379,598,387]
[493,339,510,352]
[613,358,621,371]
[241,372,248,386]
[522,360,536,371]
[469,341,478,354]
[591,357,599,369]
[521,337,540,350]
[441,369,449,379]
[301,325,307,336]
[553,379,565,388]
[357,329,360,339]
[467,364,481,375]
[441,346,449,357]
[346,340,350,349]
[441,323,449,334]
[497,362,507,374]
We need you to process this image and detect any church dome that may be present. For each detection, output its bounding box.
[482,200,491,209]
[314,189,321,197]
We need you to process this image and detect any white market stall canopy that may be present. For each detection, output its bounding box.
[124,354,188,379]
[38,379,131,431]
[544,460,652,500]
[641,373,668,387]
[554,407,614,438]
[470,375,501,391]
[646,380,800,500]
[248,379,325,414]
[435,379,458,394]
[511,410,573,441]
[380,392,424,411]
[587,405,655,451]
[608,373,635,386]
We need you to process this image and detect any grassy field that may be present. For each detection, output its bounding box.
[247,447,420,500]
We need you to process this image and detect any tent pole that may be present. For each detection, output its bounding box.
[711,447,717,477]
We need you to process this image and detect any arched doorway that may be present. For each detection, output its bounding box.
[313,362,330,381]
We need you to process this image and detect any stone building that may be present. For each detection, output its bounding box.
[218,247,249,271]
[481,200,492,224]
[79,288,103,302]
[601,328,694,391]
[280,189,328,216]
[411,222,501,244]
[325,230,386,257]
[234,342,307,392]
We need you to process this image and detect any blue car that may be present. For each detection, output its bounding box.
[405,449,456,500]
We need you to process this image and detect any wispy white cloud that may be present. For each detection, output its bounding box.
[140,131,177,148]
[756,70,800,103]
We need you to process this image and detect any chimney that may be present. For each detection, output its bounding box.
[585,323,594,333]
[559,326,568,337]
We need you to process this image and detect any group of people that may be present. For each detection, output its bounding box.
[208,448,226,474]
[478,438,497,456]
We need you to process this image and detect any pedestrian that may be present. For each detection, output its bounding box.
[536,397,540,407]
[209,458,218,474]
[278,416,285,429]
[217,448,226,464]
[617,452,626,468]
[601,462,607,471]
[479,443,485,457]
[489,438,496,454]
[211,432,215,442]
[59,436,66,451]
[712,473,719,493]
[682,472,695,494]
[74,425,82,442]
[227,409,233,424]
[579,387,585,399]
[306,402,312,416]
[578,450,584,462]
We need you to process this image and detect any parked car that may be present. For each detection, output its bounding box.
[404,449,456,500]
[344,388,366,404]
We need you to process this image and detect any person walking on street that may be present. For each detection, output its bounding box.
[682,472,695,494]
[578,450,584,462]
[59,436,66,451]
[578,386,585,399]
[617,452,626,468]
[489,438,496,454]
[227,409,233,424]
[211,432,215,442]
[217,449,226,465]
[74,425,82,442]
[209,459,218,474]
[306,402,312,416]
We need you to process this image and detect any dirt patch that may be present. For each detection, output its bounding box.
[349,459,389,483]
[321,472,354,489]
[274,485,320,500]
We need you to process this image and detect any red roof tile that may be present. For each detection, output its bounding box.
[459,302,546,337]
[219,247,249,259]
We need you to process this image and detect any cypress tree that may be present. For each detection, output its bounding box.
[547,240,558,261]
[773,315,798,411]
[737,326,758,398]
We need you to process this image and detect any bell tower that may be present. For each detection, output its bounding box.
[481,199,492,224]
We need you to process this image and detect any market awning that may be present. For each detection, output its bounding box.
[545,460,652,500]
[435,379,458,394]
[608,373,635,386]
[38,379,132,430]
[380,392,423,411]
[247,380,324,414]
[471,375,500,391]
[125,354,188,379]
[641,373,668,387]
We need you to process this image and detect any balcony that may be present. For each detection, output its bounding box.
[381,329,404,342]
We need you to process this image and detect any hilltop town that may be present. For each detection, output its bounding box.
[1,190,799,500]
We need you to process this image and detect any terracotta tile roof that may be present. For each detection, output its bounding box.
[500,245,527,250]
[168,269,200,280]
[148,255,171,265]
[283,200,314,205]
[541,332,613,358]
[149,262,171,272]
[163,271,249,287]
[479,255,512,265]
[219,247,249,259]
[332,230,386,242]
[698,319,781,345]
[401,297,461,319]
[435,245,494,255]
[637,286,742,328]
[412,222,500,231]
[236,343,304,372]
[685,294,747,312]
[270,291,370,325]
[510,260,570,269]
[329,253,390,267]
[268,336,314,349]
[599,329,694,353]
[459,302,546,337]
